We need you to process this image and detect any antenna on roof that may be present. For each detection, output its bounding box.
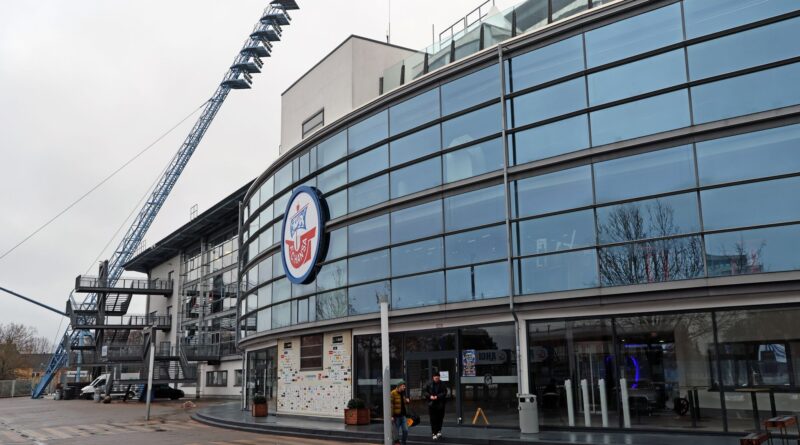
[386,0,391,43]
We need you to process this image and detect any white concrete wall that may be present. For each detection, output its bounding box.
[194,358,243,399]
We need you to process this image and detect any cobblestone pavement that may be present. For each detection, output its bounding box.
[0,397,372,445]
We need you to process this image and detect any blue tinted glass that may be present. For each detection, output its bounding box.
[348,174,388,212]
[442,103,503,148]
[591,90,691,146]
[316,260,347,291]
[512,115,589,165]
[317,130,347,168]
[390,125,441,167]
[594,145,695,203]
[391,238,444,277]
[697,124,800,186]
[272,302,291,329]
[348,281,390,315]
[317,162,347,193]
[272,252,283,278]
[588,50,686,106]
[517,209,596,256]
[272,278,291,302]
[326,190,347,219]
[688,17,800,81]
[585,4,683,68]
[325,228,347,261]
[273,191,290,219]
[444,138,504,183]
[391,158,441,199]
[597,193,700,244]
[391,200,443,244]
[348,214,390,254]
[348,249,390,284]
[692,63,800,124]
[508,35,584,93]
[441,65,500,116]
[390,89,440,136]
[349,111,388,153]
[349,144,388,182]
[599,236,705,286]
[519,249,598,294]
[447,261,509,302]
[512,78,587,127]
[259,177,274,204]
[444,184,506,231]
[316,289,347,321]
[701,177,800,231]
[445,225,507,268]
[684,0,800,39]
[705,224,800,277]
[515,166,593,218]
[553,0,589,21]
[391,272,445,309]
[275,163,293,193]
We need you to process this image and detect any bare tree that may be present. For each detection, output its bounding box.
[0,323,52,379]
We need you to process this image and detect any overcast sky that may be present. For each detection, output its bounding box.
[0,0,519,345]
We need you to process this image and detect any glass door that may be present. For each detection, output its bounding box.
[405,356,458,425]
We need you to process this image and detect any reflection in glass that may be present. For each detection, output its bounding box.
[316,289,347,320]
[515,166,593,218]
[348,214,389,254]
[444,184,505,231]
[507,35,584,93]
[390,89,440,136]
[349,111,388,153]
[317,162,347,193]
[441,65,500,116]
[316,260,347,291]
[519,249,598,294]
[275,163,293,193]
[325,228,347,261]
[705,224,800,277]
[552,0,588,21]
[349,281,390,315]
[447,261,509,302]
[392,272,445,309]
[588,50,686,106]
[683,0,800,39]
[700,176,800,231]
[442,103,503,148]
[326,190,347,219]
[391,200,443,244]
[512,115,589,165]
[391,238,444,277]
[272,302,291,329]
[516,209,596,256]
[390,157,442,199]
[348,174,388,212]
[349,145,388,182]
[318,130,347,168]
[511,78,587,128]
[390,125,441,167]
[591,90,691,146]
[445,225,507,268]
[599,236,705,286]
[348,249,390,284]
[597,193,701,244]
[444,138,504,183]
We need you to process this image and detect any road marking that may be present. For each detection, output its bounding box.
[40,427,72,439]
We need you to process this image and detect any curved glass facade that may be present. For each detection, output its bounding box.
[239,1,800,339]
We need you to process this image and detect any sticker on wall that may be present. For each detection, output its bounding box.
[281,186,329,284]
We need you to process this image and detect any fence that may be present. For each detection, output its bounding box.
[0,380,33,398]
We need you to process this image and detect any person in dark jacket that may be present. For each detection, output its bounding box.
[423,372,448,440]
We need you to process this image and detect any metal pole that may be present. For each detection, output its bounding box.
[379,295,392,445]
[145,328,156,421]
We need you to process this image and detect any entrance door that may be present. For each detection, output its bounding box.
[405,356,458,425]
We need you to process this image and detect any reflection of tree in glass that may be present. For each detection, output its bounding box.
[598,199,703,285]
[316,290,347,320]
[347,284,389,317]
[707,234,765,276]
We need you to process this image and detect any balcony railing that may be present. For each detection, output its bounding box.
[75,275,173,293]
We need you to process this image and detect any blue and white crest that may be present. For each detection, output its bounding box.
[289,203,309,239]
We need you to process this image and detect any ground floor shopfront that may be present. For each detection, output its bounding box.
[241,298,800,436]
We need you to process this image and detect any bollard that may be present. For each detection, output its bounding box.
[599,378,609,428]
[620,378,631,428]
[581,379,591,427]
[565,379,575,427]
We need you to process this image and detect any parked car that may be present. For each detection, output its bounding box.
[139,384,185,401]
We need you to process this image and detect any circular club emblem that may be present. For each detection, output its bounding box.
[281,186,328,284]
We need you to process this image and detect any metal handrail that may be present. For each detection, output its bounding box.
[439,0,494,43]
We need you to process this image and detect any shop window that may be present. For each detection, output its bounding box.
[234,370,243,387]
[206,371,228,387]
[301,334,324,370]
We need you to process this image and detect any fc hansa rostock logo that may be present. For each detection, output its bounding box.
[281,186,328,284]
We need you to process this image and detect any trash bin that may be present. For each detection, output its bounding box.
[518,394,539,434]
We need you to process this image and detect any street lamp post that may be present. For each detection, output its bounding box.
[379,294,392,445]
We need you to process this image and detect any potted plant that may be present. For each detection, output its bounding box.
[251,395,268,417]
[344,398,370,425]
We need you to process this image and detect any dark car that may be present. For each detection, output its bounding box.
[139,384,185,401]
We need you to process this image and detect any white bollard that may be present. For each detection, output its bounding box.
[599,378,608,427]
[581,379,591,427]
[10,380,15,398]
[565,379,575,427]
[620,378,631,428]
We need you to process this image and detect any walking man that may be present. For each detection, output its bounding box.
[390,381,411,445]
[424,371,448,440]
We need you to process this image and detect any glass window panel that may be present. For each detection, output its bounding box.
[391,272,445,309]
[348,281,389,316]
[317,131,347,168]
[591,90,692,146]
[259,176,274,205]
[701,176,800,231]
[327,189,347,220]
[445,225,507,268]
[512,115,589,165]
[316,289,347,321]
[588,50,687,106]
[514,0,548,34]
[348,249,390,284]
[552,0,588,21]
[259,204,273,226]
[390,125,441,167]
[442,103,503,148]
[511,77,587,128]
[273,220,283,245]
[692,63,800,124]
[317,162,347,193]
[594,145,695,203]
[585,4,683,68]
[274,163,293,194]
[697,124,800,186]
[517,209,596,256]
[519,249,599,294]
[316,259,347,291]
[272,253,283,278]
[325,228,347,261]
[258,228,273,253]
[257,256,273,285]
[390,89,440,136]
[447,261,509,302]
[444,137,504,183]
[688,17,800,81]
[391,157,442,199]
[597,193,701,244]
[391,200,443,244]
[391,238,444,277]
[706,224,800,277]
[599,236,705,286]
[507,35,584,93]
[441,65,500,116]
[683,0,800,39]
[349,111,388,153]
[349,144,388,182]
[292,279,316,298]
[257,284,272,308]
[273,191,290,219]
[348,214,390,254]
[299,152,310,178]
[257,308,271,332]
[348,174,388,212]
[272,278,291,303]
[515,166,593,218]
[444,184,506,231]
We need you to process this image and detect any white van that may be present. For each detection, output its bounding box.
[80,373,138,399]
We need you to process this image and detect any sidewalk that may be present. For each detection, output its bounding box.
[193,403,741,445]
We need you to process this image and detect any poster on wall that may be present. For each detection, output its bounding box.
[462,349,476,377]
[439,371,450,382]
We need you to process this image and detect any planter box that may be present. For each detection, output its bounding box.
[344,408,370,425]
[251,403,268,417]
